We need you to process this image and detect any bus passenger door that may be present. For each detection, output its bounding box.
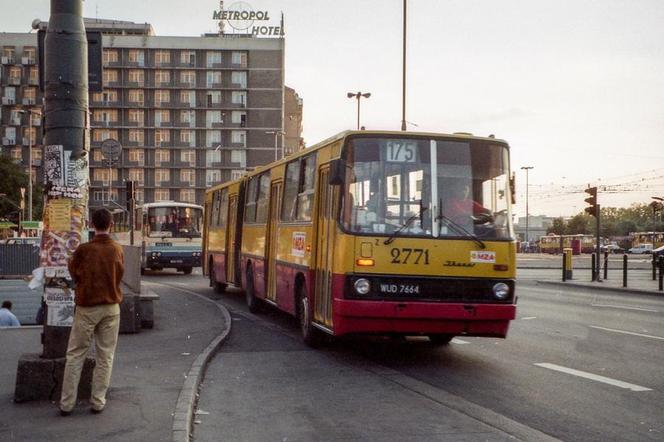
[226,195,238,284]
[313,167,335,328]
[265,182,282,303]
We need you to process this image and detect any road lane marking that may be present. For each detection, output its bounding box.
[451,338,470,344]
[534,363,652,392]
[589,325,664,341]
[520,316,537,320]
[590,304,659,313]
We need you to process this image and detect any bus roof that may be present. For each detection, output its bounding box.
[206,130,509,194]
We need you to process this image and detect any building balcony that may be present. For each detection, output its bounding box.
[21,98,37,105]
[229,142,246,148]
[27,77,39,86]
[126,101,145,108]
[91,120,118,127]
[2,137,16,146]
[177,81,196,88]
[103,80,122,88]
[124,140,142,147]
[155,121,173,128]
[1,56,15,64]
[2,97,16,105]
[231,82,247,89]
[21,57,36,65]
[9,118,22,126]
[125,81,144,88]
[206,82,223,89]
[125,60,145,67]
[103,60,122,68]
[8,77,21,86]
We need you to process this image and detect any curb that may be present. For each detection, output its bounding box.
[152,283,232,442]
[536,280,664,297]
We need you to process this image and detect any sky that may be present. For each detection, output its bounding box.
[4,0,664,219]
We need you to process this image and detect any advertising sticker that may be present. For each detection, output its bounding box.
[44,287,75,327]
[291,232,306,257]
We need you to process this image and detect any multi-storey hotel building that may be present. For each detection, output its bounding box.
[0,18,301,212]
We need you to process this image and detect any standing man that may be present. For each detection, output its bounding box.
[60,208,124,416]
[0,301,21,327]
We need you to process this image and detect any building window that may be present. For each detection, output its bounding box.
[155,129,170,145]
[231,130,246,146]
[180,90,195,106]
[231,51,247,66]
[206,130,221,147]
[128,149,144,165]
[231,111,246,125]
[155,70,171,85]
[92,129,118,142]
[206,51,221,67]
[180,149,195,166]
[102,49,118,65]
[180,50,196,66]
[22,87,37,105]
[231,91,246,106]
[206,71,222,87]
[128,49,145,66]
[231,71,247,88]
[103,69,119,85]
[22,47,36,63]
[206,169,222,186]
[180,110,195,124]
[206,150,221,166]
[155,90,170,106]
[128,129,144,143]
[230,170,245,181]
[128,168,144,185]
[94,168,118,183]
[155,110,170,126]
[128,69,144,85]
[180,169,195,186]
[135,188,144,203]
[180,189,196,203]
[92,149,103,162]
[128,109,144,124]
[94,190,118,201]
[155,149,170,165]
[93,109,118,124]
[28,67,38,84]
[155,168,170,183]
[180,130,195,146]
[128,89,144,105]
[231,149,246,167]
[155,50,171,66]
[154,189,170,201]
[206,110,222,127]
[180,70,196,85]
[10,147,22,161]
[206,90,222,106]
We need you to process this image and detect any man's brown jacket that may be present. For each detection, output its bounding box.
[68,234,124,306]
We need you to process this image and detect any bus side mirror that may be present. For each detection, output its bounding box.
[510,172,516,204]
[329,159,346,186]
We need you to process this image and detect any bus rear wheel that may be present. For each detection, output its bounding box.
[181,267,193,275]
[428,334,454,346]
[245,266,260,313]
[297,286,322,347]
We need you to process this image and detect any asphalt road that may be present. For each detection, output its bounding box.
[146,263,664,441]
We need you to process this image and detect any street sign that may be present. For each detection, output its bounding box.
[101,138,122,160]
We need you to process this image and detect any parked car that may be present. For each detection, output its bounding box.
[600,243,623,254]
[627,243,653,254]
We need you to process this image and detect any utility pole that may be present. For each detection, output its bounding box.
[15,0,93,403]
[521,166,533,249]
[401,0,407,131]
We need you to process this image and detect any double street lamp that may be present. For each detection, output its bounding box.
[347,92,371,130]
[266,130,285,161]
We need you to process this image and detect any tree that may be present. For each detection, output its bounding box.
[567,213,591,234]
[547,217,566,235]
[0,153,43,222]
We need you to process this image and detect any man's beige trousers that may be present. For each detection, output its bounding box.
[60,303,120,412]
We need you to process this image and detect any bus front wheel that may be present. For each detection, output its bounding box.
[181,267,193,275]
[297,286,322,348]
[245,266,260,313]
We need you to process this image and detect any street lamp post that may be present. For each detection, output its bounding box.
[401,0,407,131]
[266,130,285,161]
[347,92,371,130]
[521,166,534,249]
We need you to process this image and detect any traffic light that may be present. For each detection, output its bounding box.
[584,187,598,217]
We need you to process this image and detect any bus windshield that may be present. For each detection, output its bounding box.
[146,206,203,238]
[342,137,513,240]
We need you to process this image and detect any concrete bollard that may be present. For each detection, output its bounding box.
[623,254,628,287]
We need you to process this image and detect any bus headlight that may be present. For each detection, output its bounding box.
[354,278,371,295]
[493,282,510,300]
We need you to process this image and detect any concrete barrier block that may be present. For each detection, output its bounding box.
[14,353,95,403]
[120,293,140,334]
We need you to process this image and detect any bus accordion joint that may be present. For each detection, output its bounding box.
[356,258,375,266]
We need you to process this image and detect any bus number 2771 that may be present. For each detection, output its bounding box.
[390,248,429,265]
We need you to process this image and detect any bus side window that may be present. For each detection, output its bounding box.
[244,177,259,223]
[255,173,270,223]
[281,160,300,222]
[296,154,316,221]
[219,188,228,228]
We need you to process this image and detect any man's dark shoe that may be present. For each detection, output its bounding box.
[59,409,72,417]
[90,407,104,414]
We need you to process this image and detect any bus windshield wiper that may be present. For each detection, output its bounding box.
[435,210,486,249]
[384,205,427,245]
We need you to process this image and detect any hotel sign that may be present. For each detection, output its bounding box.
[213,1,283,36]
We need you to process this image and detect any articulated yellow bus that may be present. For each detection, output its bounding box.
[204,130,517,346]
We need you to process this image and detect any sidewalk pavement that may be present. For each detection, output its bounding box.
[0,281,229,442]
[532,268,664,296]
